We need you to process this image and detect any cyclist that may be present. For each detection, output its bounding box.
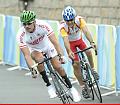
[16,10,81,102]
[60,6,99,98]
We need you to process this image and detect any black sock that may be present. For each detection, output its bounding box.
[62,75,72,88]
[40,70,51,86]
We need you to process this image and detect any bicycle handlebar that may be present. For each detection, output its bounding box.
[31,57,52,68]
[31,53,62,68]
[31,47,97,68]
[95,49,97,55]
[74,46,97,55]
[71,46,97,65]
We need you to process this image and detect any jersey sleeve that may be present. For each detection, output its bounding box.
[59,21,68,37]
[44,22,54,37]
[16,28,27,49]
[80,18,87,29]
[37,20,54,37]
[60,28,68,37]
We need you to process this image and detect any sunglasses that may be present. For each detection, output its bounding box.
[23,22,33,26]
[66,19,74,22]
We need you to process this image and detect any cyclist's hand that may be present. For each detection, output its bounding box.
[30,67,39,78]
[90,42,97,55]
[68,51,75,60]
[59,55,67,64]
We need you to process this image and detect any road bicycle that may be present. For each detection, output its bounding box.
[31,53,73,104]
[74,46,102,103]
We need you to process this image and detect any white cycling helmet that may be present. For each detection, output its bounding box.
[62,6,76,21]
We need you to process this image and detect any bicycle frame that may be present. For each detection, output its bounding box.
[32,53,73,104]
[74,46,102,103]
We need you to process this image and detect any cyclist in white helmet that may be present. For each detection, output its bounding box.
[16,10,81,102]
[59,6,99,98]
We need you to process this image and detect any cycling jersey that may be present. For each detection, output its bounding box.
[59,16,87,61]
[17,19,57,57]
[60,16,86,41]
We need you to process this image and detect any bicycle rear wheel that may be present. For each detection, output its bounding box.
[51,73,71,104]
[86,64,102,103]
[85,80,94,100]
[83,68,94,100]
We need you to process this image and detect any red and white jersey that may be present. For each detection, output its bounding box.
[59,16,86,41]
[16,19,54,52]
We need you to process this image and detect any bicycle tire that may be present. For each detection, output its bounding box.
[55,72,73,102]
[86,80,94,100]
[86,64,102,103]
[46,60,72,103]
[82,67,94,100]
[51,73,71,104]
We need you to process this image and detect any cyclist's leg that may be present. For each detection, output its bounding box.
[72,60,90,98]
[76,39,91,98]
[79,40,99,80]
[78,38,95,69]
[84,48,94,69]
[51,56,72,87]
[85,50,99,80]
[31,51,57,98]
[69,39,85,86]
[78,39,95,68]
[31,51,51,85]
[77,39,95,69]
[51,56,81,102]
[47,47,81,102]
[46,46,72,88]
[72,61,84,85]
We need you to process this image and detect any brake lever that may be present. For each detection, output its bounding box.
[95,49,97,55]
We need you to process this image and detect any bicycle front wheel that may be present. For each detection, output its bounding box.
[86,64,102,103]
[51,73,71,104]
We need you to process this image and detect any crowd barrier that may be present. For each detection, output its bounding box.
[115,26,120,95]
[97,25,117,96]
[98,25,116,87]
[3,16,20,65]
[0,15,5,61]
[0,15,120,95]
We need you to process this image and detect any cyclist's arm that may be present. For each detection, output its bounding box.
[49,32,64,56]
[60,28,71,53]
[80,19,94,43]
[82,26,94,43]
[16,29,34,69]
[61,29,74,59]
[20,47,34,69]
